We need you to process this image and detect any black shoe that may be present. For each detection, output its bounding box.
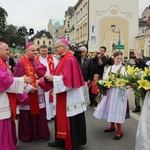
[132,107,140,113]
[48,141,64,148]
[89,103,93,106]
[113,133,123,140]
[104,128,116,132]
[21,138,32,143]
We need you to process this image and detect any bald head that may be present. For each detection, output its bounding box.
[0,42,10,60]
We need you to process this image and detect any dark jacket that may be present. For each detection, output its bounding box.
[77,57,92,81]
[134,57,147,70]
[90,55,108,79]
[8,57,15,73]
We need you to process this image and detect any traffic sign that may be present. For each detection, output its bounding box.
[116,45,124,50]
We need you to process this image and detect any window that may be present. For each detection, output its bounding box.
[43,41,45,45]
[37,40,39,45]
[67,21,70,28]
[67,34,69,41]
[49,41,51,45]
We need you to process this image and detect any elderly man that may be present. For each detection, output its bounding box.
[40,38,87,150]
[14,43,50,142]
[0,42,32,149]
[35,45,58,121]
[77,46,92,106]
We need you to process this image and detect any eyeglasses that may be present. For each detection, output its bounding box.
[54,45,63,49]
[81,51,85,52]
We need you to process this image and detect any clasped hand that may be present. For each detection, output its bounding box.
[23,75,32,83]
[45,75,53,82]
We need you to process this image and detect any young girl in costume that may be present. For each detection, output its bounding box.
[93,51,127,140]
[88,73,100,110]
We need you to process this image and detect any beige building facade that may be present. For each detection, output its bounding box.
[65,0,142,58]
[137,6,150,56]
[89,0,139,58]
[75,0,88,47]
[32,30,53,49]
[57,25,65,39]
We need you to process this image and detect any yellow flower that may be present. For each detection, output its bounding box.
[115,79,129,87]
[137,78,150,90]
[126,65,134,75]
[144,67,150,76]
[134,67,141,72]
[98,80,105,85]
[104,80,112,88]
[146,82,150,90]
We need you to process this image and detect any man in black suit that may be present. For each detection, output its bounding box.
[8,52,15,73]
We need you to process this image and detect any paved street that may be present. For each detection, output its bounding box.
[17,89,140,150]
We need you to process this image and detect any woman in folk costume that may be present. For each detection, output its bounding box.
[0,42,32,150]
[94,51,128,140]
[135,61,150,150]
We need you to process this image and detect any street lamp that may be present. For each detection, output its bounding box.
[111,25,121,45]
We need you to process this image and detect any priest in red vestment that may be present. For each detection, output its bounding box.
[13,43,50,142]
[40,38,87,150]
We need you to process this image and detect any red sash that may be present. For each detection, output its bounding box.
[0,58,17,119]
[21,56,40,115]
[35,55,54,102]
[54,52,73,140]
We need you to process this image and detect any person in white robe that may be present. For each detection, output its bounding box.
[37,45,58,120]
[135,61,150,150]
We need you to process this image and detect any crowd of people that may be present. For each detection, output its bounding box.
[0,38,150,150]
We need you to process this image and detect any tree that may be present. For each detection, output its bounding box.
[0,7,8,40]
[3,24,26,47]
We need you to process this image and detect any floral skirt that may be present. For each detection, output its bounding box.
[93,87,127,124]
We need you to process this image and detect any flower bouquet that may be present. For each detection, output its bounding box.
[137,67,150,90]
[96,71,128,103]
[96,80,108,103]
[120,64,143,87]
[121,64,146,104]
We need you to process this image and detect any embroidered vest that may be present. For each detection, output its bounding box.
[21,56,40,115]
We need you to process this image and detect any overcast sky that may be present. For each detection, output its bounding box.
[0,0,149,33]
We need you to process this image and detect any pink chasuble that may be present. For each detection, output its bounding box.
[0,63,17,150]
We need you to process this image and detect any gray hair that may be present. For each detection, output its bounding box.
[80,46,87,52]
